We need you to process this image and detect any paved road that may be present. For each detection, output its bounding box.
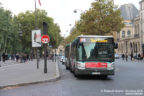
[0,58,144,96]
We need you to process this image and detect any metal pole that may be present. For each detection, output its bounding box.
[34,0,39,69]
[128,6,131,20]
[43,22,48,73]
[35,0,37,29]
[44,44,47,73]
[37,49,39,69]
[55,49,56,62]
[141,12,143,56]
[126,41,128,55]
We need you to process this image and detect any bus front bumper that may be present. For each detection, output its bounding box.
[75,68,114,75]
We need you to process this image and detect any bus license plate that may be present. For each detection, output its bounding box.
[92,72,100,75]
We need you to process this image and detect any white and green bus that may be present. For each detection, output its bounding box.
[65,35,118,78]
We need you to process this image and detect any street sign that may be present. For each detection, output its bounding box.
[32,30,41,47]
[41,35,50,43]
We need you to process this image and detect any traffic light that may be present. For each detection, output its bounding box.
[43,22,48,35]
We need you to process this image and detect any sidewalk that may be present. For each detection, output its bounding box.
[0,59,60,89]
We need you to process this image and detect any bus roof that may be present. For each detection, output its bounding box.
[78,35,113,38]
[69,35,114,44]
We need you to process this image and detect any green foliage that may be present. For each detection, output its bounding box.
[65,26,81,44]
[16,9,62,53]
[0,2,62,54]
[66,0,124,43]
[0,4,20,54]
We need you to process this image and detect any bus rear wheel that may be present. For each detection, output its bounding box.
[74,67,79,77]
[70,65,74,73]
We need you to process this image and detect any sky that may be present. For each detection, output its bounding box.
[0,0,141,37]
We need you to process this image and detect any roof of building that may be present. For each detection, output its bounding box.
[119,3,139,20]
[139,0,144,3]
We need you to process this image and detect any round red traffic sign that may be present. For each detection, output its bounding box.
[41,35,50,43]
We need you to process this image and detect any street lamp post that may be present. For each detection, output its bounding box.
[140,11,143,56]
[128,5,132,56]
[128,6,132,20]
[73,9,83,13]
[34,0,40,69]
[126,41,128,55]
[34,0,38,29]
[73,9,84,23]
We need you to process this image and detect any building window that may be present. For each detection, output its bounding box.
[127,30,131,37]
[122,31,125,38]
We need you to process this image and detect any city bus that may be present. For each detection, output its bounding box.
[64,35,117,77]
[64,44,70,69]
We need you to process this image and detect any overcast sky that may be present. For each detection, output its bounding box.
[0,0,141,37]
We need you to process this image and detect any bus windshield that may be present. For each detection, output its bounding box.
[78,42,114,62]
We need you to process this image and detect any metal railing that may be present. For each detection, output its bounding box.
[134,34,139,38]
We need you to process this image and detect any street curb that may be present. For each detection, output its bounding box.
[0,60,61,90]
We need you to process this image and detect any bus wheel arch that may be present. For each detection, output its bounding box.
[74,65,79,77]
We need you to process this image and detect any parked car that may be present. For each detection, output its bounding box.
[115,54,120,59]
[60,56,65,64]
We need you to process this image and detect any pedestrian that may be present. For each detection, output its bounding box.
[122,53,125,60]
[16,53,19,62]
[51,54,54,62]
[0,53,1,67]
[125,53,128,61]
[130,53,133,61]
[27,54,30,61]
[5,53,8,60]
[141,53,144,60]
[2,53,6,62]
[30,54,33,61]
[0,53,1,61]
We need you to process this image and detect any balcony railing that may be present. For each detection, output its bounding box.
[134,34,139,38]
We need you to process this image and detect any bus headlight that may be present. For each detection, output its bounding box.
[107,62,115,70]
[77,62,85,70]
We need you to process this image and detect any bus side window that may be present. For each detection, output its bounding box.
[77,46,82,60]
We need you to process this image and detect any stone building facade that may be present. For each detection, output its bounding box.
[139,0,144,55]
[116,3,142,56]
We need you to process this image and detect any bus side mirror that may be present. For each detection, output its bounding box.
[114,43,118,49]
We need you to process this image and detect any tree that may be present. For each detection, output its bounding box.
[16,9,62,53]
[80,0,124,35]
[66,0,124,43]
[0,4,20,54]
[0,2,62,54]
